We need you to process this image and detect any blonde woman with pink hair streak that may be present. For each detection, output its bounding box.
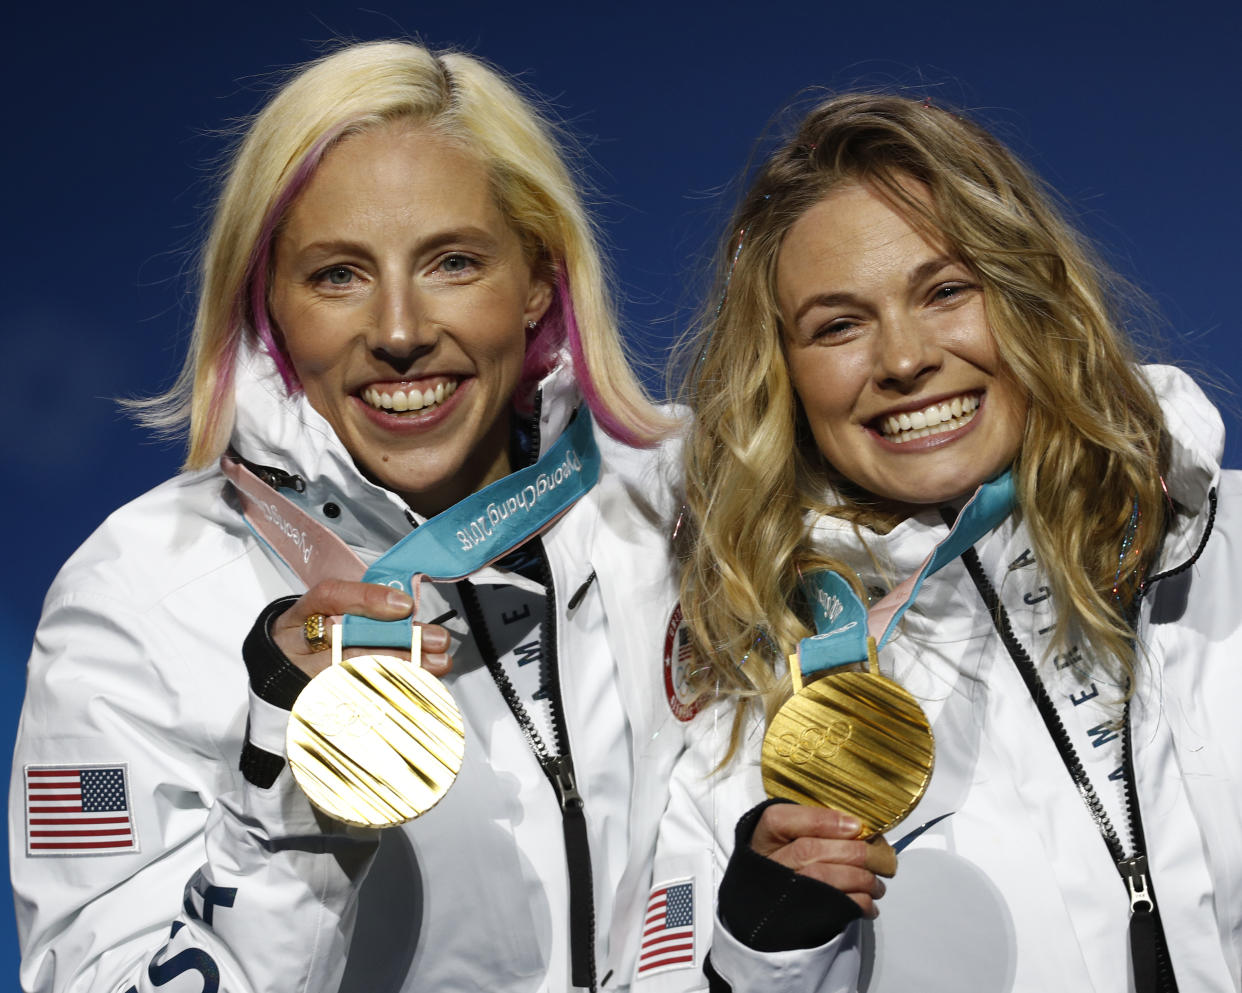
[11,40,685,993]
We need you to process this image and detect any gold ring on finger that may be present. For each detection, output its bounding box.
[304,612,331,652]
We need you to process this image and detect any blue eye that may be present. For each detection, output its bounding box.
[440,254,474,274]
[312,266,355,287]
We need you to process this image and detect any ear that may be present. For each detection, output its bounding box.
[524,274,554,326]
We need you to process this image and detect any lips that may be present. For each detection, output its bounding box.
[874,393,980,444]
[360,378,460,414]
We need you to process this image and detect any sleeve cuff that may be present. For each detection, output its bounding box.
[708,908,858,991]
[240,595,309,787]
[243,595,311,709]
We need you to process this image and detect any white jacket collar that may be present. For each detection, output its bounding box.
[228,343,583,563]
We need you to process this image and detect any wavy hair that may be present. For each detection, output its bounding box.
[134,40,671,467]
[678,93,1169,756]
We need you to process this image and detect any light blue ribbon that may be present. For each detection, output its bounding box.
[342,410,600,649]
[797,470,1016,679]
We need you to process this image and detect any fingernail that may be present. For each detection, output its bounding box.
[387,590,414,611]
[840,814,861,835]
[420,626,449,651]
[423,652,450,668]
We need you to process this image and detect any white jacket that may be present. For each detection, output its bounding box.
[640,365,1242,993]
[10,346,686,993]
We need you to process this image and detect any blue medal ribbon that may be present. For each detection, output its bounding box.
[797,470,1016,679]
[342,409,600,648]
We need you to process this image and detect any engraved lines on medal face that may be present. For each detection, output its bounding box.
[288,655,465,826]
[762,671,934,835]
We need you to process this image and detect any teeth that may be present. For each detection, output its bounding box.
[879,394,979,445]
[362,380,459,414]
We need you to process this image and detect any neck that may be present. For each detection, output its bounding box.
[401,410,514,520]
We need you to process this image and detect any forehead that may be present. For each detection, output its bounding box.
[777,182,945,300]
[770,179,953,314]
[281,124,504,240]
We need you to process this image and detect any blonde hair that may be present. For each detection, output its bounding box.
[136,40,670,467]
[679,94,1169,755]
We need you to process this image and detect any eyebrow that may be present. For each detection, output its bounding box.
[289,226,502,261]
[791,255,958,325]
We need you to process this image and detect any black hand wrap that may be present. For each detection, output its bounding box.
[239,595,311,787]
[717,798,864,952]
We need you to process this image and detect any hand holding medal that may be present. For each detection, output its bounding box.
[272,580,465,829]
[268,579,452,680]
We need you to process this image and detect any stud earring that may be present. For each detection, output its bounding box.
[526,320,538,331]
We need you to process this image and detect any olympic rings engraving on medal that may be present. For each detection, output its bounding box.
[773,720,852,764]
[298,694,385,737]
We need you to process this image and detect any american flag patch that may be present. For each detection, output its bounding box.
[636,878,695,977]
[25,765,138,856]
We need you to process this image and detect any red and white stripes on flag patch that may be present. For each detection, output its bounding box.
[25,765,137,856]
[636,878,695,977]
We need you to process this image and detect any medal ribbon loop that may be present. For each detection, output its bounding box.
[797,471,1015,679]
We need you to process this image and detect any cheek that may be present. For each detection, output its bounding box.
[480,318,531,374]
[788,350,864,425]
[271,301,346,377]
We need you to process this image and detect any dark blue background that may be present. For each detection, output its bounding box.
[5,0,1239,980]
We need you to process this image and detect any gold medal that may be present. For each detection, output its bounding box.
[288,624,465,828]
[761,639,933,837]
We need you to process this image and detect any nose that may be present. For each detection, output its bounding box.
[872,315,940,392]
[369,279,436,372]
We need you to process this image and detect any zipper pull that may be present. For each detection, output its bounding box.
[548,756,584,812]
[1121,857,1159,993]
[1120,856,1153,913]
[238,457,306,493]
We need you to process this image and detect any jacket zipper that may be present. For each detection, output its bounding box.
[959,545,1178,993]
[457,550,599,991]
[539,556,599,991]
[454,398,599,990]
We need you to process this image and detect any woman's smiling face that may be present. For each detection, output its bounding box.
[777,180,1027,516]
[269,123,551,518]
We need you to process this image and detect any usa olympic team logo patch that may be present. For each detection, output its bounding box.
[663,604,703,722]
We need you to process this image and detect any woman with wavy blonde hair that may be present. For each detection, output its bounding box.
[13,40,683,993]
[642,94,1242,993]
